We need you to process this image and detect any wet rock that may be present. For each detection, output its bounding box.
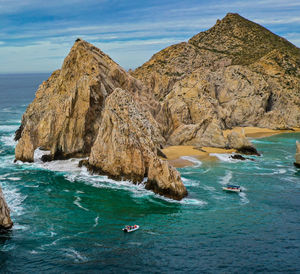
[230,154,255,161]
[227,131,260,155]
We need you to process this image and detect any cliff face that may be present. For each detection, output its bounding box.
[133,13,300,145]
[15,39,160,162]
[0,187,13,230]
[15,40,186,199]
[88,88,187,200]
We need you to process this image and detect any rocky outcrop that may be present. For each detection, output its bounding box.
[227,131,260,155]
[15,39,159,162]
[0,186,13,230]
[295,141,300,168]
[88,88,187,200]
[14,39,188,200]
[133,13,300,146]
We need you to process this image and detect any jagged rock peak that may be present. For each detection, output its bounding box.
[0,186,13,230]
[189,13,300,65]
[15,38,155,162]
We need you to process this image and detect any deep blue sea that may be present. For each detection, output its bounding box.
[0,74,300,273]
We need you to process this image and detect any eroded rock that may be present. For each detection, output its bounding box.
[15,39,159,162]
[88,88,187,200]
[227,131,260,155]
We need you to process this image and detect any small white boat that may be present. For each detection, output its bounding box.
[123,225,139,233]
[222,184,241,193]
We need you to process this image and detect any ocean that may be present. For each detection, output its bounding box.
[0,73,300,273]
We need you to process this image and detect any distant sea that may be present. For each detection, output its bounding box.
[1,73,300,273]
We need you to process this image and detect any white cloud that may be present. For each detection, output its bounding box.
[0,0,107,14]
[255,17,300,25]
[0,0,299,73]
[0,36,185,73]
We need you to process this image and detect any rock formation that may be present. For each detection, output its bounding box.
[14,39,186,199]
[15,13,300,200]
[0,186,13,230]
[87,88,187,200]
[15,39,159,163]
[133,13,300,145]
[295,141,300,168]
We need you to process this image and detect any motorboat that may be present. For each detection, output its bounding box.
[222,184,241,193]
[123,225,139,232]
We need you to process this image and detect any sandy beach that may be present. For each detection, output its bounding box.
[163,127,300,167]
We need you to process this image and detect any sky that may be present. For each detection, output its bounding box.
[0,0,299,73]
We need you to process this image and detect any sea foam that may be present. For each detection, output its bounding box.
[180,156,202,167]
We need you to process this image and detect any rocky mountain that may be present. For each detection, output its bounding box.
[14,13,300,200]
[0,187,13,230]
[133,13,300,145]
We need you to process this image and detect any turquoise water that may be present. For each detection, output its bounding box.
[1,74,300,273]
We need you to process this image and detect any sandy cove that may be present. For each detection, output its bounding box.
[163,127,300,168]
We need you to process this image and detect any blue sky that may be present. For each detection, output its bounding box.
[0,0,299,73]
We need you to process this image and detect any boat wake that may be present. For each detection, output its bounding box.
[239,192,249,205]
[73,196,89,211]
[220,171,233,185]
[62,248,88,263]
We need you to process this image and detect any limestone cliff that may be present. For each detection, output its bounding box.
[0,186,13,230]
[88,88,187,200]
[133,13,300,146]
[295,141,300,168]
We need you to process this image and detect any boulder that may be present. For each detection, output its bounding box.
[227,131,260,155]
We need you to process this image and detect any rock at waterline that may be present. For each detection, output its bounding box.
[0,186,13,230]
[294,141,300,168]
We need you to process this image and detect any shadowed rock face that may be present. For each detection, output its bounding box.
[133,13,300,145]
[295,141,300,168]
[0,187,13,230]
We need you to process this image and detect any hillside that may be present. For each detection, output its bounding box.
[133,13,300,145]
